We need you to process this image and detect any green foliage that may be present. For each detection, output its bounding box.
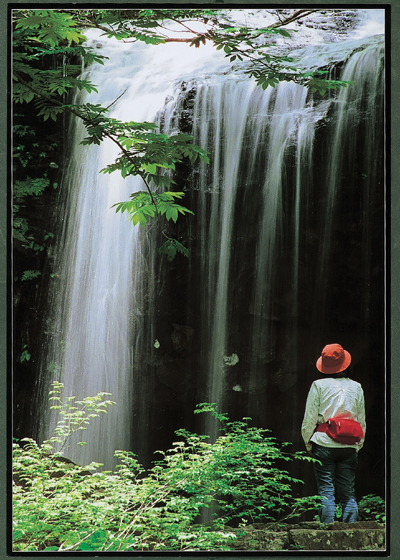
[13,9,103,117]
[194,20,351,94]
[12,121,57,256]
[43,381,116,455]
[305,75,351,96]
[333,494,385,524]
[113,191,194,226]
[19,345,31,363]
[156,403,321,528]
[358,494,385,523]
[335,502,343,520]
[13,390,320,552]
[112,190,194,261]
[41,98,205,263]
[99,125,209,180]
[13,177,49,199]
[14,10,85,47]
[158,238,190,261]
[210,26,302,88]
[13,119,59,170]
[20,270,41,282]
[13,176,50,246]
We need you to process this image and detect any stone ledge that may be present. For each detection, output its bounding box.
[229,521,386,551]
[289,527,385,551]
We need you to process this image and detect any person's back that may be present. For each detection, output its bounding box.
[303,376,365,451]
[316,377,363,412]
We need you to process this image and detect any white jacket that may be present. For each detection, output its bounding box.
[301,377,366,453]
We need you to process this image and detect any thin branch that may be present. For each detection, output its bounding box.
[104,88,128,111]
[140,176,157,207]
[168,17,205,36]
[164,37,192,43]
[267,9,319,29]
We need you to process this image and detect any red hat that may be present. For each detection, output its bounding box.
[316,343,351,374]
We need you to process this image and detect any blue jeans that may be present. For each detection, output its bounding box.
[312,443,358,524]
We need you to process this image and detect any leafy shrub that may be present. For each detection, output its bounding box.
[358,494,385,523]
[13,383,320,552]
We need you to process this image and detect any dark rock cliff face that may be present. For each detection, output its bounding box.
[132,40,386,504]
[12,104,66,438]
[13,30,386,512]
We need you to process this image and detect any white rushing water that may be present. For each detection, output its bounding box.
[38,29,231,467]
[37,10,384,467]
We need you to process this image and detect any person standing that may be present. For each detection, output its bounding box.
[301,343,366,524]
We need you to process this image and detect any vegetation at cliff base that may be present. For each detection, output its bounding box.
[13,383,320,552]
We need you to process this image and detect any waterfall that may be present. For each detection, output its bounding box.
[37,96,141,467]
[37,32,230,468]
[37,24,384,469]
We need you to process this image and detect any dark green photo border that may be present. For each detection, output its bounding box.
[1,1,395,558]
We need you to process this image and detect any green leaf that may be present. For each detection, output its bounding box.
[165,206,179,223]
[143,163,157,174]
[276,29,291,38]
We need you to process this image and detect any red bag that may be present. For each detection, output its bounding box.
[316,417,363,444]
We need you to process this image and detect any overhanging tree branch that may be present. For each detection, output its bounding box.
[13,71,157,204]
[266,9,319,29]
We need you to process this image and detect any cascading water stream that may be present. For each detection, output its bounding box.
[315,41,385,328]
[37,21,384,470]
[193,79,260,439]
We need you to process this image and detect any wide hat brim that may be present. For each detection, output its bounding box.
[316,348,351,374]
